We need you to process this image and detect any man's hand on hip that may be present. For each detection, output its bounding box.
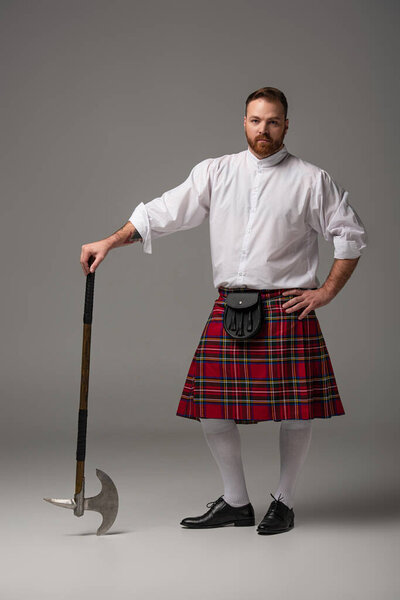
[281,288,335,320]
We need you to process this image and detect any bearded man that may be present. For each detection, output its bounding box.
[81,87,367,534]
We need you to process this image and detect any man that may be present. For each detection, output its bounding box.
[80,87,367,534]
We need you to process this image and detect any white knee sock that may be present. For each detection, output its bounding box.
[200,418,251,507]
[273,419,313,509]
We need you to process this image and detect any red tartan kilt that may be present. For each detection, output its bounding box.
[176,286,345,424]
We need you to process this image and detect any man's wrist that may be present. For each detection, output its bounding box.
[104,235,118,250]
[320,284,337,300]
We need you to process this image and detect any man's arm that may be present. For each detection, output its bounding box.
[282,256,361,318]
[80,222,143,275]
[321,257,360,298]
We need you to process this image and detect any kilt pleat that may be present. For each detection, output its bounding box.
[176,286,345,424]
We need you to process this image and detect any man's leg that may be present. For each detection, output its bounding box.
[180,418,254,528]
[200,418,251,507]
[257,419,313,534]
[273,419,313,509]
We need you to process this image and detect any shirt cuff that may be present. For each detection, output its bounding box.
[333,238,363,259]
[128,202,152,254]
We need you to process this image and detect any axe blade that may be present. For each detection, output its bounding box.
[84,469,119,535]
[43,468,119,535]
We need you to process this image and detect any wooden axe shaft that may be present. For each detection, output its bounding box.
[75,257,95,495]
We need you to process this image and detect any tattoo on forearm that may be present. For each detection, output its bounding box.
[129,229,142,242]
[112,224,142,245]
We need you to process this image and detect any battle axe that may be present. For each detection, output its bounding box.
[44,257,119,535]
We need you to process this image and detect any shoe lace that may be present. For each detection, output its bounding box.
[270,492,285,504]
[206,497,221,509]
[266,493,286,520]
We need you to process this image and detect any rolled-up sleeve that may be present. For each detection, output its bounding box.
[307,170,368,259]
[128,158,214,254]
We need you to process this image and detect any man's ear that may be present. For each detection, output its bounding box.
[283,119,289,134]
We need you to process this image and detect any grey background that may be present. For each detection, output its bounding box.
[0,1,398,599]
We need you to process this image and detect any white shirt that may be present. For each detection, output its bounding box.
[128,144,368,290]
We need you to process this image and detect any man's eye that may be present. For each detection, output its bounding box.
[251,120,278,124]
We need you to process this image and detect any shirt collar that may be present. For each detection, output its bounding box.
[246,144,288,168]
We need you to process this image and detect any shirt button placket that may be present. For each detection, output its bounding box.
[238,169,259,282]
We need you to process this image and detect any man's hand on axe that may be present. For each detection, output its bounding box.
[80,221,143,275]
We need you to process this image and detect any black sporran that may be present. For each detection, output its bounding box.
[223,290,263,340]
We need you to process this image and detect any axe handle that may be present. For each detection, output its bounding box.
[75,256,95,495]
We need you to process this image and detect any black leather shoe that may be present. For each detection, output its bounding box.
[257,493,295,535]
[180,496,255,528]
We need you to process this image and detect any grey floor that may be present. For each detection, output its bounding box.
[1,421,399,600]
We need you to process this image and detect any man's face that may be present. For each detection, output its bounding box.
[244,98,289,159]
